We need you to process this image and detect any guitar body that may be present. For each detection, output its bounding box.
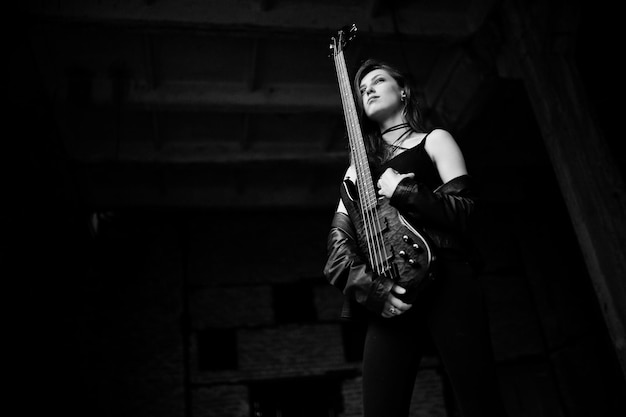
[341,179,436,303]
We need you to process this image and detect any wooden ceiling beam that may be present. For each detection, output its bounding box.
[25,0,492,39]
[70,149,349,165]
[241,113,252,151]
[64,80,343,113]
[70,158,346,209]
[246,37,261,92]
[258,0,272,12]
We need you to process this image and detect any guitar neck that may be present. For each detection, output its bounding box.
[333,50,377,210]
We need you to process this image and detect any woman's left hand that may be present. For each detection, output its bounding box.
[377,168,415,199]
[381,284,413,318]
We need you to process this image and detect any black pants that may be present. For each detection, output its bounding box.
[362,257,508,417]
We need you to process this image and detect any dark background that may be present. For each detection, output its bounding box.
[8,1,625,416]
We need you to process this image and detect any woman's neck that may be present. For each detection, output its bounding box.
[380,123,412,146]
[379,115,406,133]
[379,116,409,144]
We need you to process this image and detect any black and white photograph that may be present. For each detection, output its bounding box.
[9,1,625,416]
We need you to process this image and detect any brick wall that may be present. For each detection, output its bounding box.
[184,209,447,416]
[69,209,447,416]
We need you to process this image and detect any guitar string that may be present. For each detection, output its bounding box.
[349,58,393,276]
[343,55,393,276]
[336,52,380,273]
[336,50,391,276]
[335,51,381,272]
[339,51,391,277]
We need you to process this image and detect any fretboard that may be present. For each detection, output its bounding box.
[333,50,377,210]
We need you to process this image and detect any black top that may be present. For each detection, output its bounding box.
[374,131,442,189]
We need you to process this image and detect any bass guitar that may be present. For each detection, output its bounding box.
[329,24,436,302]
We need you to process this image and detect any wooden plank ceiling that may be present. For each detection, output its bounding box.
[24,0,503,209]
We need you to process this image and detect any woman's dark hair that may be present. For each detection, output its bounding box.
[353,58,424,166]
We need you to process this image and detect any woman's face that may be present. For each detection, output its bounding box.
[359,68,404,123]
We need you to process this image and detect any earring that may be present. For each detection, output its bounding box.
[400,91,407,102]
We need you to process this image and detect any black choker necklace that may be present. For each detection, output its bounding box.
[381,123,414,159]
[381,123,411,136]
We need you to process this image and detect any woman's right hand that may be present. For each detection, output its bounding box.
[381,284,412,318]
[377,168,415,199]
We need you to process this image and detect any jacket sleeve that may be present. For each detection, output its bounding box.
[389,174,478,233]
[323,211,394,315]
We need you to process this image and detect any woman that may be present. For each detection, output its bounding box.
[324,59,508,417]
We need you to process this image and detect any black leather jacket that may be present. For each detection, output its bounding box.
[323,174,479,319]
[392,174,478,252]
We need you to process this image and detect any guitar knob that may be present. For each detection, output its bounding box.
[399,250,408,258]
[408,259,420,268]
[412,243,423,253]
[402,235,413,244]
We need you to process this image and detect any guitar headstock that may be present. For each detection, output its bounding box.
[329,23,358,58]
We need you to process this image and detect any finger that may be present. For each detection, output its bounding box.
[392,285,406,295]
[389,296,412,311]
[407,172,415,178]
